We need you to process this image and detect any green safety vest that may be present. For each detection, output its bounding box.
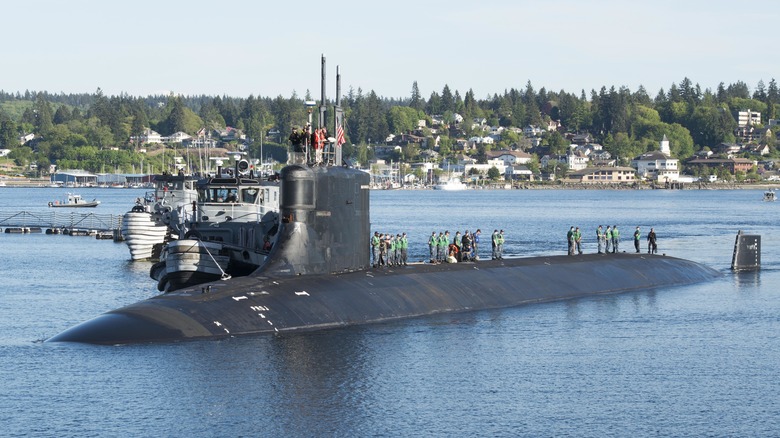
[606,229,612,239]
[372,235,380,247]
[613,229,619,238]
[401,237,408,249]
[429,235,436,246]
[597,229,603,239]
[634,230,641,240]
[438,236,447,247]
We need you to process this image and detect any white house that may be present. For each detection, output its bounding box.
[631,135,680,182]
[486,150,533,166]
[567,153,588,171]
[165,131,192,143]
[19,133,34,145]
[133,128,162,144]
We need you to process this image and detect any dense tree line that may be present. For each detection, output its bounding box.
[1,77,778,175]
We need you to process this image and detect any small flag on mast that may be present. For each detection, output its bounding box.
[336,121,346,146]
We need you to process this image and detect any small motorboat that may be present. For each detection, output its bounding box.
[763,190,776,202]
[48,193,100,208]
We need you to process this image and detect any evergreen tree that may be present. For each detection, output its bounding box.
[410,81,424,111]
[441,85,454,113]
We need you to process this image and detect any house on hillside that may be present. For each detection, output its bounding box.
[486,150,533,166]
[19,133,35,145]
[685,157,755,174]
[165,131,192,143]
[131,128,163,144]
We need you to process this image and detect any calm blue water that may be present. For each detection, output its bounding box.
[1,186,779,437]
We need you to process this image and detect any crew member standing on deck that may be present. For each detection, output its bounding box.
[567,226,575,256]
[371,231,381,267]
[471,228,482,261]
[574,227,582,255]
[633,227,641,253]
[647,228,658,254]
[596,225,604,254]
[497,230,505,259]
[428,232,437,263]
[492,229,500,260]
[612,225,620,253]
[400,232,408,266]
[437,232,447,262]
[605,226,612,254]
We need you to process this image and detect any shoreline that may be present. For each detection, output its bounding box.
[2,178,778,191]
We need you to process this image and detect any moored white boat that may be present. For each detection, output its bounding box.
[433,177,469,191]
[48,193,100,207]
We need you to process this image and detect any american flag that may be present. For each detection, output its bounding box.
[336,122,346,146]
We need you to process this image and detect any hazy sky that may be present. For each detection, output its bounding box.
[3,0,777,101]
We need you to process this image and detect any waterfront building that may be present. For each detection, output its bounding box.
[567,166,636,184]
[631,135,680,183]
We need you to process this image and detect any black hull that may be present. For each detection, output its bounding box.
[49,253,720,344]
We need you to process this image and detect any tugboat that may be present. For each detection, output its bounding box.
[150,163,280,292]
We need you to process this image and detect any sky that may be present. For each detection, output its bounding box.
[3,0,778,101]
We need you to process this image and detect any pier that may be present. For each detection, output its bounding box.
[0,210,123,239]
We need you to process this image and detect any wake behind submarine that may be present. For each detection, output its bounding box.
[49,163,723,345]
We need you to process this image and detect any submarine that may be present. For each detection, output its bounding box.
[48,57,723,345]
[48,163,723,344]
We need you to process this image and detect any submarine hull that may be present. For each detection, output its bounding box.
[49,253,721,344]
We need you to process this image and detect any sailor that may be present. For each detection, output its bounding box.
[289,127,304,164]
[400,232,408,266]
[596,225,604,254]
[462,231,472,262]
[379,234,388,266]
[394,234,402,266]
[453,231,462,261]
[574,227,582,255]
[612,225,620,253]
[313,127,325,165]
[443,231,451,259]
[647,228,658,254]
[388,235,396,266]
[497,230,505,259]
[567,226,575,256]
[428,232,437,263]
[492,230,500,260]
[371,231,381,267]
[473,229,481,261]
[321,127,329,165]
[437,232,446,262]
[633,227,641,253]
[605,226,612,254]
